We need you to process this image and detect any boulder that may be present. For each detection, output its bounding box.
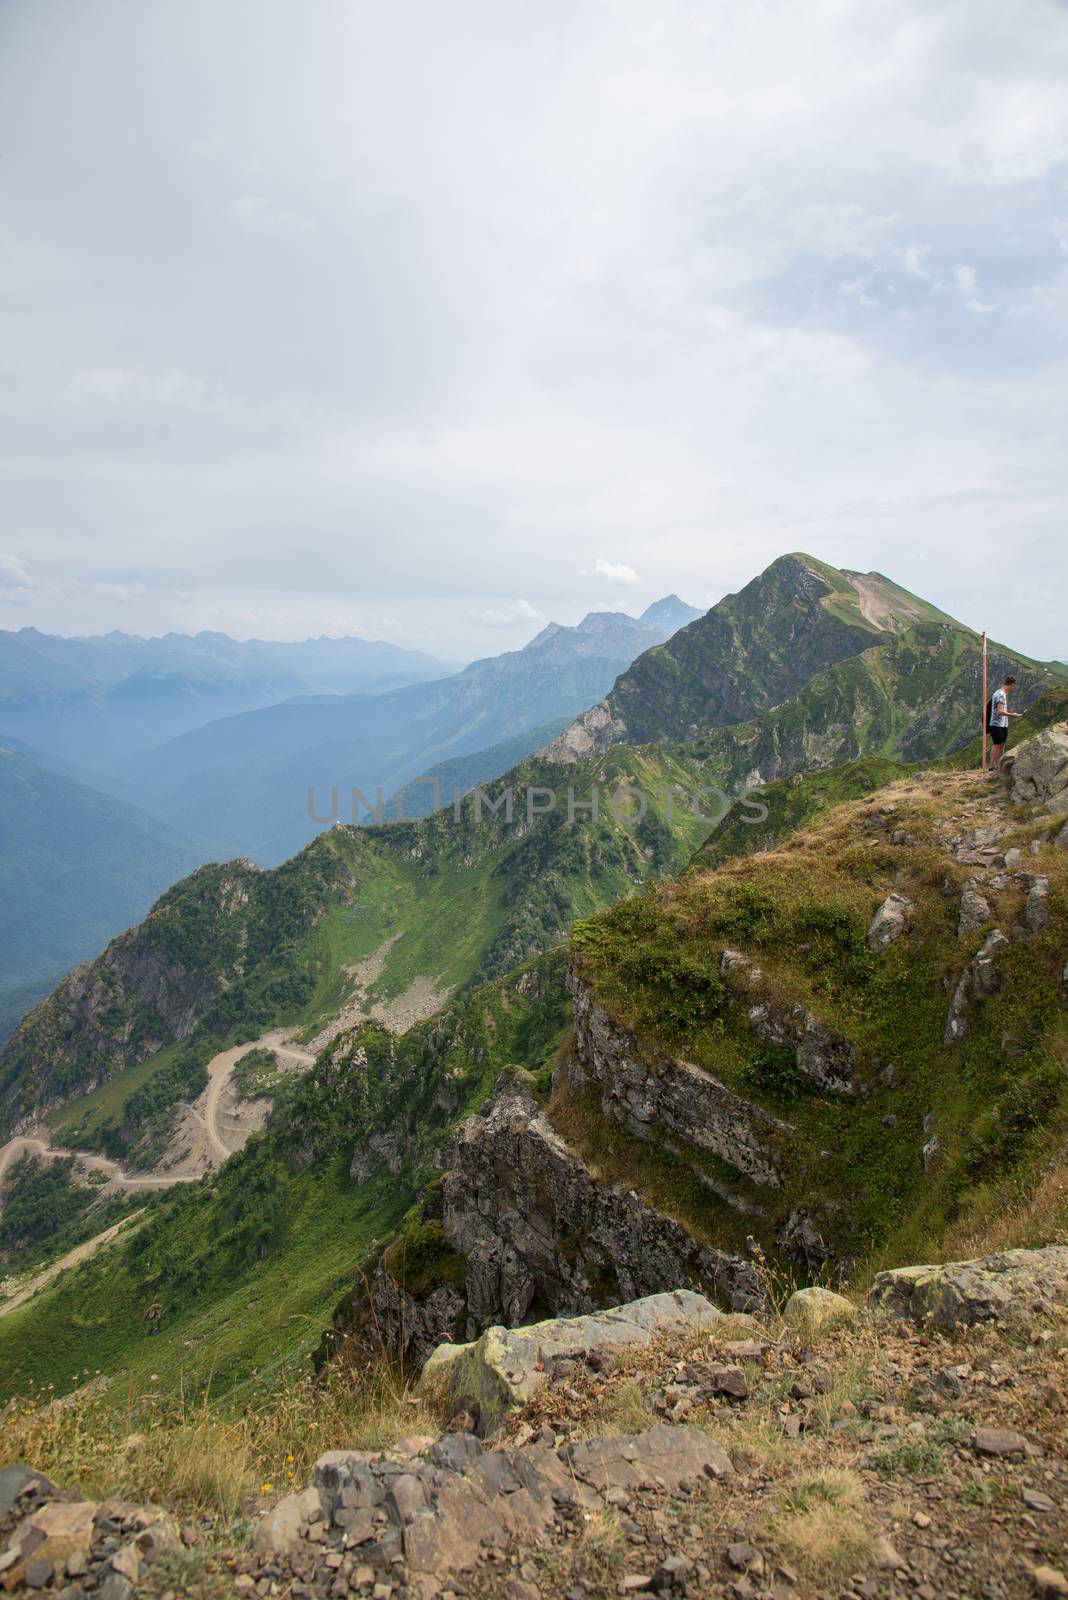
[251,1487,324,1555]
[0,1468,56,1519]
[421,1289,723,1430]
[782,1286,856,1337]
[1011,727,1068,813]
[869,1246,1068,1330]
[867,893,915,953]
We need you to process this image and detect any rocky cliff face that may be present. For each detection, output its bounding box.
[353,1074,765,1368]
[565,967,791,1191]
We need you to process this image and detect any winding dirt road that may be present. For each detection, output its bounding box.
[198,1032,315,1162]
[0,1031,317,1200]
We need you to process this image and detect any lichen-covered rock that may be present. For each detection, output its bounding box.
[568,969,791,1184]
[1011,726,1068,814]
[867,892,915,952]
[420,1289,724,1428]
[869,1245,1068,1330]
[782,1286,856,1336]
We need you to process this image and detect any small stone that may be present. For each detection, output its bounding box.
[1023,1489,1055,1512]
[870,1536,905,1571]
[354,1567,376,1588]
[1032,1567,1068,1600]
[727,1542,755,1570]
[913,1511,932,1528]
[110,1544,141,1585]
[234,1578,256,1594]
[621,1579,653,1592]
[604,1487,631,1509]
[973,1425,1028,1457]
[23,1557,56,1589]
[373,1585,393,1600]
[656,1555,694,1584]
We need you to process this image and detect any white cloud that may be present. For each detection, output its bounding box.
[1,1,1067,659]
[229,195,310,236]
[595,559,639,587]
[953,264,997,313]
[469,599,543,628]
[0,554,33,590]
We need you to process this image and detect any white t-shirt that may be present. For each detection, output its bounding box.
[991,687,1008,729]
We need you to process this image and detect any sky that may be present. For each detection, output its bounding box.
[1,0,1067,662]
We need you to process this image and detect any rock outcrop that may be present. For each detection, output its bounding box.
[867,892,914,952]
[716,953,856,1093]
[1011,726,1068,814]
[420,1289,726,1428]
[440,1081,764,1341]
[264,1423,733,1590]
[869,1245,1068,1330]
[944,928,1011,1044]
[567,969,792,1185]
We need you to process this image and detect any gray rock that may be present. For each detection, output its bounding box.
[869,1245,1068,1329]
[1024,876,1050,934]
[421,1288,724,1428]
[958,880,992,938]
[973,1426,1028,1457]
[867,893,915,952]
[944,929,1011,1042]
[1011,727,1068,814]
[0,1466,55,1518]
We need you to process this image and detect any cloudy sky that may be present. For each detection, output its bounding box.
[2,0,1066,660]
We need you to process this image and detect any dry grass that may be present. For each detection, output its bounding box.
[938,1151,1068,1260]
[775,1466,873,1579]
[0,1356,433,1523]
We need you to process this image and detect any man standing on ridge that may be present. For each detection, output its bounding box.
[989,674,1022,775]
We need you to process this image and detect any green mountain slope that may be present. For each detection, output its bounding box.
[0,953,570,1402]
[0,744,713,1141]
[547,554,1062,760]
[0,743,202,1044]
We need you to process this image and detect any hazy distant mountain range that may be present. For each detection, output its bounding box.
[0,626,463,769]
[0,597,701,1039]
[115,596,704,864]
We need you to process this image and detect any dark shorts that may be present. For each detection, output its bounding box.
[990,726,1008,745]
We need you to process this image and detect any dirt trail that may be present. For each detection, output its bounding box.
[0,1135,193,1195]
[0,1211,143,1319]
[0,1032,317,1202]
[197,1031,316,1165]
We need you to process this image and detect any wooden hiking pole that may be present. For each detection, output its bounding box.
[981,630,988,771]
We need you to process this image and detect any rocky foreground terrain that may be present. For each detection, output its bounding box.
[2,1249,1067,1600]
